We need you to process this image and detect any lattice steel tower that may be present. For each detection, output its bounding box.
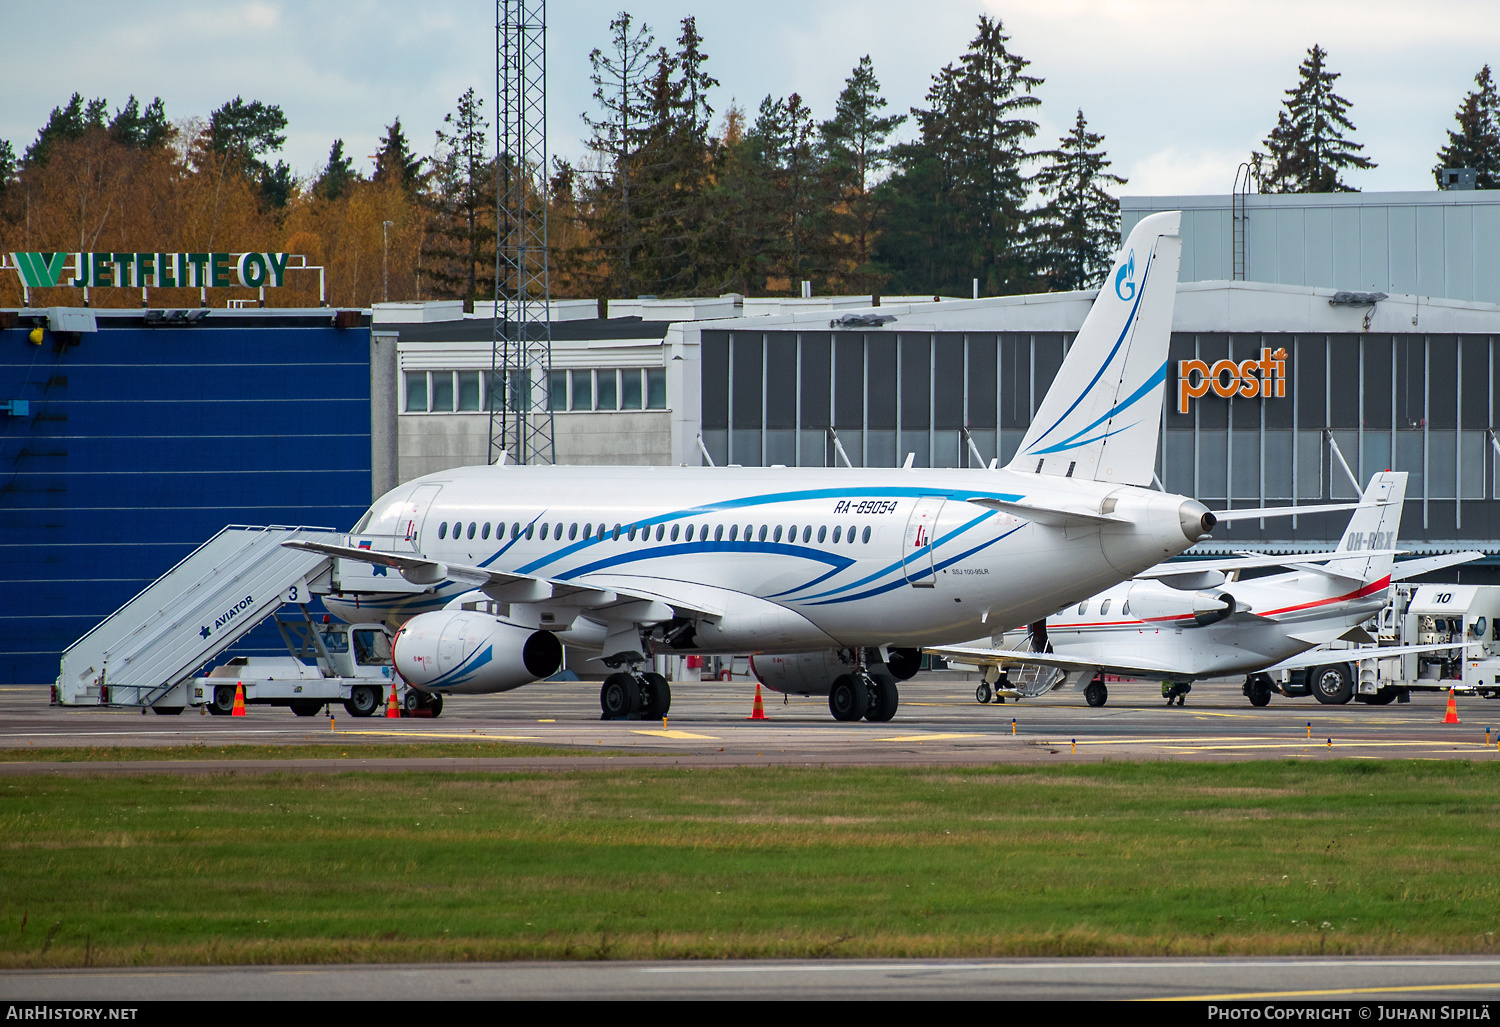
[489,0,555,466]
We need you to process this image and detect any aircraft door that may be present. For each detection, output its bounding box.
[398,484,442,547]
[901,496,945,587]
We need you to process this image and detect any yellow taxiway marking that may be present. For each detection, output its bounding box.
[878,733,988,742]
[1157,981,1500,1001]
[334,730,541,741]
[537,719,556,723]
[631,729,721,740]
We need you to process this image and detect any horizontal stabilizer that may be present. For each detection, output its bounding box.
[965,495,1124,526]
[1138,549,1400,580]
[1391,551,1487,582]
[1210,501,1378,523]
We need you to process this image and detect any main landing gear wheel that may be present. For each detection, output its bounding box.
[828,674,868,722]
[639,673,672,718]
[1312,664,1354,705]
[864,675,899,722]
[290,699,323,717]
[1083,677,1108,707]
[975,682,992,704]
[402,689,421,714]
[344,685,380,718]
[1245,673,1273,707]
[600,672,641,720]
[425,693,443,717]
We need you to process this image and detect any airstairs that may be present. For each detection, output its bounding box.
[1000,663,1066,699]
[55,525,343,708]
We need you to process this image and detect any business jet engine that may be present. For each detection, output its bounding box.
[750,647,919,695]
[393,610,563,694]
[1124,580,1237,627]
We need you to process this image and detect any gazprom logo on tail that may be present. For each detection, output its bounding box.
[1114,250,1136,301]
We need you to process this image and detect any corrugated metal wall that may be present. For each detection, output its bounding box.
[1122,192,1500,304]
[0,318,372,684]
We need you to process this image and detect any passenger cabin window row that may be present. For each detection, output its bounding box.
[1076,599,1131,617]
[433,519,875,546]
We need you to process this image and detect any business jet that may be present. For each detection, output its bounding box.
[285,211,1352,722]
[929,470,1479,707]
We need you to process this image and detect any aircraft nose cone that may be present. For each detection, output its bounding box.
[1179,499,1216,541]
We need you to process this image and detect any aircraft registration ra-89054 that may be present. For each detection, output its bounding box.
[929,470,1482,709]
[287,211,1352,723]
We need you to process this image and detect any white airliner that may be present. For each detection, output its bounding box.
[930,471,1480,708]
[284,211,1353,722]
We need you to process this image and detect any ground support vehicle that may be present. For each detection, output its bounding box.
[192,618,439,718]
[1243,584,1500,706]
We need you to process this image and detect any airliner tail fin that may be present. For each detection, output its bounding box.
[1008,211,1182,486]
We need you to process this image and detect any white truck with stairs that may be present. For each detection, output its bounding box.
[54,525,438,716]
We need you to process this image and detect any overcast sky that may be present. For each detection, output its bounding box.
[4,0,1498,197]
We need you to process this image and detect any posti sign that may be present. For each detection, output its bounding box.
[10,251,295,290]
[1176,347,1288,414]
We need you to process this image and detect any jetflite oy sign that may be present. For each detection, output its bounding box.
[11,251,295,290]
[1177,348,1288,414]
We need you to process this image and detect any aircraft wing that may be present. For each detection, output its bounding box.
[925,644,1185,679]
[1266,641,1477,672]
[1389,551,1487,582]
[1136,550,1401,579]
[280,540,716,615]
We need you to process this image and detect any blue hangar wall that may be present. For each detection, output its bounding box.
[0,312,374,685]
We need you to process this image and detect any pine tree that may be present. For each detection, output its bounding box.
[1030,110,1127,291]
[373,118,425,196]
[578,12,661,298]
[630,15,721,295]
[819,56,905,291]
[1434,65,1500,189]
[23,94,109,168]
[314,139,357,201]
[877,15,1042,295]
[1262,45,1374,193]
[702,100,782,295]
[107,96,172,150]
[424,88,494,307]
[204,96,294,209]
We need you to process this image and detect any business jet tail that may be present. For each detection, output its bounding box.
[1325,470,1408,583]
[1008,211,1182,487]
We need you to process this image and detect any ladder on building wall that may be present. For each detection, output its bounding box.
[1231,162,1254,282]
[55,525,341,708]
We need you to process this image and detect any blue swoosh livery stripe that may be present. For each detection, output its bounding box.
[1021,251,1155,454]
[1023,359,1168,456]
[426,643,494,689]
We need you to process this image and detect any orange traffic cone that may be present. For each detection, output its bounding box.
[386,682,402,718]
[748,683,767,720]
[1444,688,1461,725]
[231,681,246,717]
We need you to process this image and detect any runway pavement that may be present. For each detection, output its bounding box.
[6,957,1500,1000]
[3,675,1498,771]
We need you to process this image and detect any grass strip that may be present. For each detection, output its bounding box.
[4,759,1500,967]
[0,741,625,763]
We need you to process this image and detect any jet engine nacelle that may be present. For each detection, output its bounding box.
[750,651,852,696]
[1125,580,1236,627]
[393,610,563,694]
